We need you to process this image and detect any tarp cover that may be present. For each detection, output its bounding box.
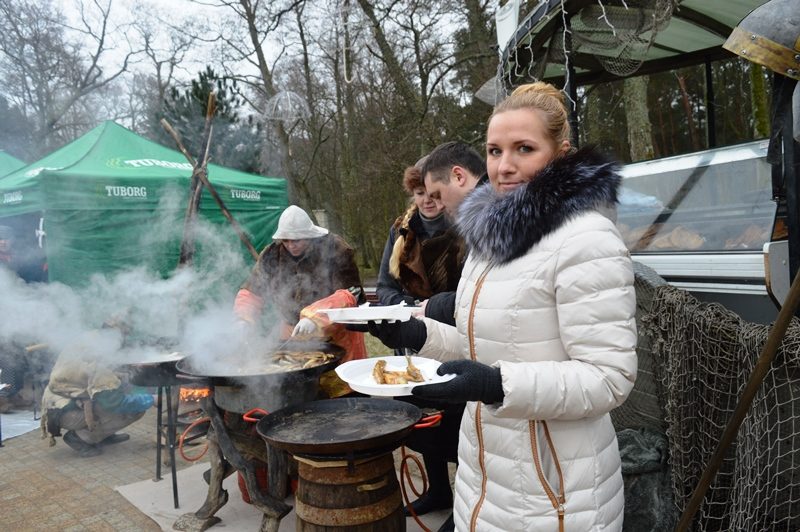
[0,151,25,178]
[0,121,288,285]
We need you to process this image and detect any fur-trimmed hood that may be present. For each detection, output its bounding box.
[457,147,621,264]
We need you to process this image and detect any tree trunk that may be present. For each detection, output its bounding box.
[355,0,420,118]
[676,73,702,151]
[584,86,603,148]
[238,0,312,207]
[295,4,343,234]
[624,76,655,162]
[749,64,770,138]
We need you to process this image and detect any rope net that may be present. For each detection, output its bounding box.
[629,263,800,530]
[570,0,676,77]
[501,0,678,89]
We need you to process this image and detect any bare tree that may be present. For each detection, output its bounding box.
[0,0,136,154]
[185,0,310,205]
[355,0,464,144]
[125,9,201,131]
[171,0,498,267]
[135,17,198,103]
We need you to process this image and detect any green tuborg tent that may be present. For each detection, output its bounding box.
[0,121,288,286]
[0,151,26,177]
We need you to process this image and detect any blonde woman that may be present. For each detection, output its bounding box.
[369,82,637,530]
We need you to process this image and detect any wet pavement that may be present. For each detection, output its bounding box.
[0,408,179,531]
[0,406,450,531]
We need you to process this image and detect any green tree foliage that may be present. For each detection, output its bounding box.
[447,0,499,145]
[147,66,263,174]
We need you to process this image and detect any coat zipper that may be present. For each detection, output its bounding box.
[530,420,566,531]
[467,263,492,532]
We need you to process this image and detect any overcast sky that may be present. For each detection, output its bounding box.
[56,0,278,85]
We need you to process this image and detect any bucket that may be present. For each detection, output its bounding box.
[295,453,404,531]
[237,464,270,504]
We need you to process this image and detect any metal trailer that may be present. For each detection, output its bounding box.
[493,0,798,324]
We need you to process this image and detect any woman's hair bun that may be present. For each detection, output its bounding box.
[492,80,571,145]
[511,82,566,106]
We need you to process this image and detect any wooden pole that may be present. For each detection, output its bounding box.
[675,265,800,530]
[178,92,217,266]
[161,120,260,261]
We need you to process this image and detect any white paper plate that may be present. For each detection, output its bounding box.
[335,356,454,397]
[317,303,415,325]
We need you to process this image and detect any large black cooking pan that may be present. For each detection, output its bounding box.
[175,340,344,387]
[120,353,187,387]
[256,397,441,455]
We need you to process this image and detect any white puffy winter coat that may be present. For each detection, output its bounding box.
[419,149,638,531]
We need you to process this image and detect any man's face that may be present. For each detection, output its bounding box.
[424,172,464,216]
[280,239,311,257]
[0,238,9,253]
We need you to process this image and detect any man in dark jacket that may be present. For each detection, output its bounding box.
[365,142,487,531]
[421,141,486,217]
[418,142,488,322]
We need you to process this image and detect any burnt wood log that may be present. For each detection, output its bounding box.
[267,443,289,504]
[202,396,292,527]
[173,435,226,531]
[177,92,216,266]
[194,435,229,519]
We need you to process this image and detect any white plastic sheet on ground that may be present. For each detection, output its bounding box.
[1,409,41,441]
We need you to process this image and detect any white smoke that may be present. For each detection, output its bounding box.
[0,212,263,371]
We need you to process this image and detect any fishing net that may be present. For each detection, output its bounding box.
[628,263,800,530]
[501,0,678,88]
[613,262,670,432]
[570,0,676,77]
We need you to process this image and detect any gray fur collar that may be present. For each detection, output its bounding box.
[457,147,620,264]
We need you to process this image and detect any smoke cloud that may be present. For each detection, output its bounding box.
[0,212,266,372]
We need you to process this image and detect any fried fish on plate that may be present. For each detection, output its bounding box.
[371,356,425,384]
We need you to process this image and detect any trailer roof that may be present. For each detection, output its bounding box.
[499,0,769,88]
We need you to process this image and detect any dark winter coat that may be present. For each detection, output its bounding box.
[242,234,362,325]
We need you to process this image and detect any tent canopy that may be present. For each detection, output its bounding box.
[0,121,288,286]
[0,151,26,177]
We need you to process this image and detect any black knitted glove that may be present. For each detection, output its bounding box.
[370,318,427,350]
[411,359,504,404]
[345,318,427,350]
[424,291,456,326]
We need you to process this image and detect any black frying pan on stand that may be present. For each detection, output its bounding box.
[255,397,441,456]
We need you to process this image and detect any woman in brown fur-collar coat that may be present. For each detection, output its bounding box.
[376,164,464,307]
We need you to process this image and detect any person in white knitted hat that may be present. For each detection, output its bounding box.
[233,205,367,393]
[272,204,328,240]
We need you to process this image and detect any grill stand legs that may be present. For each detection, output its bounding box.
[154,385,180,509]
[174,396,291,532]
